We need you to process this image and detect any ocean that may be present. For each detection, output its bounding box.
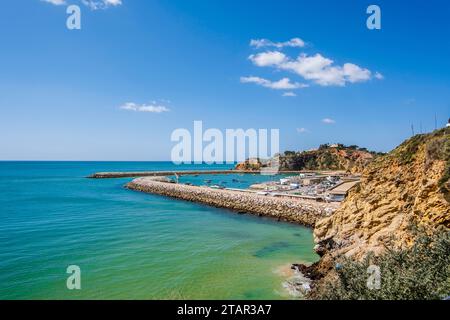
[0,161,318,299]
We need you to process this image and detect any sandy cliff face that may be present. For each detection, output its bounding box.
[333,149,374,174]
[314,129,450,259]
[278,148,374,173]
[235,146,377,173]
[234,159,262,171]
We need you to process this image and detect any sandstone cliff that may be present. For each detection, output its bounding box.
[314,128,450,260]
[235,144,379,174]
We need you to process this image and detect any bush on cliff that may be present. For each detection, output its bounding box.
[311,226,450,300]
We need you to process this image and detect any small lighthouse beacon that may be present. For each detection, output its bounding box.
[446,118,450,128]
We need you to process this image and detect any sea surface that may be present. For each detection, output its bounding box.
[0,162,318,300]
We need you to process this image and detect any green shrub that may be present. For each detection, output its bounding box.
[396,134,427,164]
[312,226,450,300]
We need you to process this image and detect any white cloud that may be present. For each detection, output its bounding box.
[247,38,382,87]
[322,118,336,124]
[250,38,305,49]
[282,92,297,97]
[41,0,66,5]
[342,63,372,83]
[374,72,384,80]
[243,37,382,92]
[81,0,122,10]
[120,102,170,113]
[240,76,308,90]
[105,0,122,5]
[41,0,122,9]
[251,52,373,87]
[249,51,287,67]
[296,127,309,133]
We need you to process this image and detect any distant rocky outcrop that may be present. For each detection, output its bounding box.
[234,158,264,171]
[235,144,380,174]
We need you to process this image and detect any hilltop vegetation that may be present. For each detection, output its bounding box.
[390,129,450,200]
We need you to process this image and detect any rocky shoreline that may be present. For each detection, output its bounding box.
[126,177,338,227]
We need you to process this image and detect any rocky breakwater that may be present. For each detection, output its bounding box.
[89,170,248,179]
[126,177,338,227]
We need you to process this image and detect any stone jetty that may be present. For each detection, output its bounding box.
[126,177,339,226]
[88,169,336,179]
[89,170,248,179]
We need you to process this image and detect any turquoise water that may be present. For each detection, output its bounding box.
[176,172,290,189]
[0,162,318,300]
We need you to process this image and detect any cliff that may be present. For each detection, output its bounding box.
[235,144,379,174]
[314,128,450,260]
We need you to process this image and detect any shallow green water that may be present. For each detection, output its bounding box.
[0,162,318,299]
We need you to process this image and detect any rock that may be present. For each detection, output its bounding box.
[235,145,379,174]
[314,129,450,260]
[282,270,313,298]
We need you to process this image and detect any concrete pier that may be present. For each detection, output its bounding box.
[89,170,241,179]
[88,169,346,179]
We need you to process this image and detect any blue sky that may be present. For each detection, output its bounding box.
[0,0,449,160]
